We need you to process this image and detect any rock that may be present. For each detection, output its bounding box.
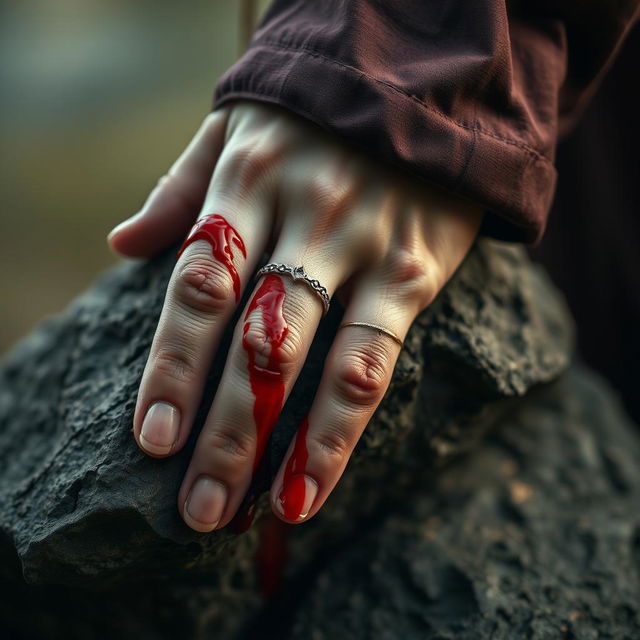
[281,364,640,640]
[0,238,607,638]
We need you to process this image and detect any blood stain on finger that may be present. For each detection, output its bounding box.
[177,213,247,301]
[243,274,289,472]
[278,415,310,520]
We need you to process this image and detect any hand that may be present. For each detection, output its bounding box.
[108,100,483,532]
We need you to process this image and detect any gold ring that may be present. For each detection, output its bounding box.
[338,322,404,348]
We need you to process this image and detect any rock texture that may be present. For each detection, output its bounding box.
[281,364,640,640]
[1,239,638,638]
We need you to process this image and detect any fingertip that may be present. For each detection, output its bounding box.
[106,214,164,258]
[271,474,319,524]
[182,475,227,532]
[136,438,172,458]
[270,501,316,525]
[106,229,131,257]
[106,214,145,257]
[134,429,183,459]
[182,509,218,533]
[139,432,173,456]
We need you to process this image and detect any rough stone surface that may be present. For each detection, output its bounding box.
[2,239,636,638]
[281,364,640,640]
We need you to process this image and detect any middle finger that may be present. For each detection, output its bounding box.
[177,223,354,532]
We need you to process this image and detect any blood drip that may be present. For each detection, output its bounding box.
[279,415,310,520]
[254,514,291,597]
[177,213,246,301]
[228,497,257,534]
[242,275,289,472]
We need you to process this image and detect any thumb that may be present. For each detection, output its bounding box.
[107,106,230,258]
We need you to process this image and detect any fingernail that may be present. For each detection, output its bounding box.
[139,401,180,455]
[184,476,227,532]
[277,474,318,521]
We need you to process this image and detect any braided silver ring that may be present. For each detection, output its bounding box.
[257,263,330,315]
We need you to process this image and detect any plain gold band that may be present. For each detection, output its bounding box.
[338,321,404,348]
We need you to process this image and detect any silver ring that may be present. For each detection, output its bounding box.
[257,263,330,315]
[339,321,404,348]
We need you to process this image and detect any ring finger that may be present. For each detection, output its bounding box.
[269,260,429,523]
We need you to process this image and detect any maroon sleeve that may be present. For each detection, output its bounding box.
[212,0,639,244]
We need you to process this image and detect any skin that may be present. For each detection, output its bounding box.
[108,100,484,531]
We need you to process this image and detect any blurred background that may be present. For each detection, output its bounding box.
[1,2,638,421]
[0,0,269,351]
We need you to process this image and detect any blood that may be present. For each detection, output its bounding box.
[176,213,246,301]
[254,514,291,597]
[230,415,311,532]
[278,415,310,520]
[228,497,257,534]
[242,274,289,472]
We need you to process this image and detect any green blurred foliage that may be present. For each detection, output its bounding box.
[0,0,244,352]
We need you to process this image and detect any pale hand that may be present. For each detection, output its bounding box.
[107,100,483,532]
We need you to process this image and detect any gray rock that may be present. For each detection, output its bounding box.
[2,238,617,639]
[283,365,640,640]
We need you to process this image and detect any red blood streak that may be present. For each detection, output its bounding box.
[177,213,246,301]
[254,514,291,597]
[242,275,289,472]
[279,415,310,520]
[228,499,257,534]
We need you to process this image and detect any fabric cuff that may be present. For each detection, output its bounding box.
[213,40,557,244]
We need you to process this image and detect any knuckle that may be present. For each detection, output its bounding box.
[310,426,351,461]
[304,171,355,214]
[418,280,439,308]
[276,334,301,368]
[334,341,389,407]
[175,259,235,315]
[153,346,198,384]
[386,248,429,286]
[220,140,278,195]
[240,316,302,374]
[205,425,254,463]
[385,249,440,308]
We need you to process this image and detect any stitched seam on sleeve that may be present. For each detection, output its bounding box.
[249,38,554,165]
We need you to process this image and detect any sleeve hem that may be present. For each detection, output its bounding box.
[213,40,557,244]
